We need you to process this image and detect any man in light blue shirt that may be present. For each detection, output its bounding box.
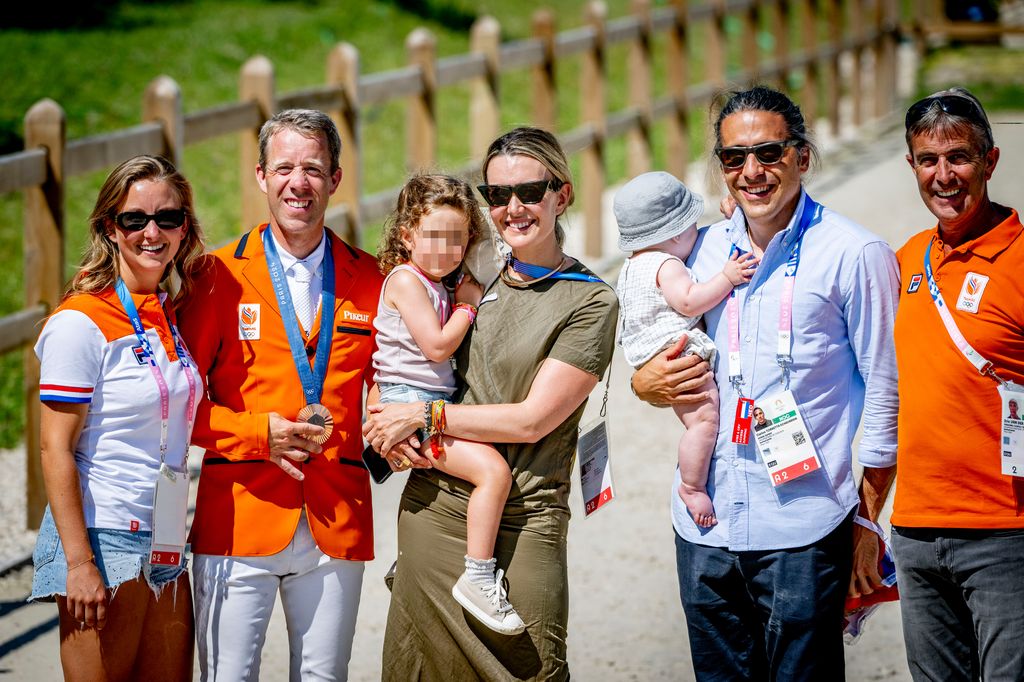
[632,86,899,679]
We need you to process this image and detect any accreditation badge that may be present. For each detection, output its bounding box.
[998,382,1024,477]
[150,463,189,566]
[578,417,614,517]
[751,390,822,486]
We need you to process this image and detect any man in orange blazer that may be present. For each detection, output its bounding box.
[179,109,384,681]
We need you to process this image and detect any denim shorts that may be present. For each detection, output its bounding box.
[378,382,453,443]
[30,506,187,602]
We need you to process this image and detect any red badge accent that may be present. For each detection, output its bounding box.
[731,398,755,445]
[130,520,140,532]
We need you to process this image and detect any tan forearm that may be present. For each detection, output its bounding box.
[858,464,896,523]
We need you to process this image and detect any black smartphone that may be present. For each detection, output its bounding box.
[361,443,393,484]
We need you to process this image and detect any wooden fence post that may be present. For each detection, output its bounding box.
[23,99,65,529]
[773,0,792,91]
[470,16,502,163]
[708,0,727,89]
[825,0,842,137]
[143,75,184,169]
[850,0,865,126]
[666,0,690,181]
[239,56,276,230]
[800,0,820,123]
[740,0,761,83]
[581,1,607,259]
[872,0,889,119]
[406,28,437,173]
[328,43,361,246]
[532,10,557,130]
[880,0,898,117]
[627,0,653,178]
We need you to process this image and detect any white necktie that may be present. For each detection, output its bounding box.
[292,261,315,333]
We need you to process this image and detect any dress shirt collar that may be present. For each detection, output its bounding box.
[725,188,810,253]
[269,228,327,279]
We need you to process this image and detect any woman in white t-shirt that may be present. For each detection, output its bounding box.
[30,156,205,680]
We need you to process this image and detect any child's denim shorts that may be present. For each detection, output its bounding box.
[378,382,453,443]
[30,506,187,602]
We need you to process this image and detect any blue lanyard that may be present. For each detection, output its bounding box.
[726,193,822,390]
[114,278,197,466]
[262,227,336,405]
[508,257,603,283]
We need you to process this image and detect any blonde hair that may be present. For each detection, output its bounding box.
[481,127,574,246]
[71,155,205,306]
[376,174,485,275]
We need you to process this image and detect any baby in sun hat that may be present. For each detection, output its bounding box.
[614,171,758,527]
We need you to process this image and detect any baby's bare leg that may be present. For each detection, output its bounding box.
[671,376,720,528]
[433,436,512,560]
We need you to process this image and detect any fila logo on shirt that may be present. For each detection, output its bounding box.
[239,304,261,340]
[956,272,989,314]
[906,274,923,294]
[131,345,148,365]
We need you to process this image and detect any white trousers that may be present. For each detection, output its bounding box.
[192,512,364,681]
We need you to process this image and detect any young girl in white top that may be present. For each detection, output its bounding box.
[373,174,525,635]
[615,172,758,527]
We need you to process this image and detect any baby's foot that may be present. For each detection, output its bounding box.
[678,484,717,528]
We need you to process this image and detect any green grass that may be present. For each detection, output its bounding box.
[917,44,1024,109]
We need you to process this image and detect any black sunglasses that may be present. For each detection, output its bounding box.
[905,94,988,131]
[476,179,564,207]
[715,139,800,169]
[115,209,187,232]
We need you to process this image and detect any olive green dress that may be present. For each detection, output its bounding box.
[382,261,618,681]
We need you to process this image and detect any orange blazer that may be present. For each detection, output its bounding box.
[178,225,383,559]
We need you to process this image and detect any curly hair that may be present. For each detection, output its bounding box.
[71,155,206,307]
[376,174,485,275]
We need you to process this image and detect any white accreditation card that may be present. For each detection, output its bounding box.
[577,418,615,517]
[150,464,189,566]
[752,390,822,487]
[999,382,1024,478]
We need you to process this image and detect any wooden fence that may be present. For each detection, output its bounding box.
[0,0,963,527]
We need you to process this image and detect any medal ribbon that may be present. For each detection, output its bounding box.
[115,279,197,468]
[726,193,822,392]
[262,226,336,406]
[923,237,1005,384]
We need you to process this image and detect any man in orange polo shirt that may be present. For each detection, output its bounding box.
[852,89,1024,681]
[179,109,384,681]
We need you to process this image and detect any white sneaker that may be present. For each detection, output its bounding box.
[452,569,526,635]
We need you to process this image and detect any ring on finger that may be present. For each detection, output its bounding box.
[400,457,412,468]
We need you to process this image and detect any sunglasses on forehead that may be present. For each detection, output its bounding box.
[905,94,988,130]
[114,209,186,232]
[715,139,801,169]
[476,178,564,207]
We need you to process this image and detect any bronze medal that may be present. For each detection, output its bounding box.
[297,403,334,445]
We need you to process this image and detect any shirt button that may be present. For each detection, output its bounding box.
[731,459,739,468]
[744,336,752,342]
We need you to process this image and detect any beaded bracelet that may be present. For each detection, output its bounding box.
[454,303,478,325]
[429,399,447,459]
[68,554,95,572]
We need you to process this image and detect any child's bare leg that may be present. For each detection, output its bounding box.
[434,436,526,635]
[432,436,511,560]
[671,376,720,528]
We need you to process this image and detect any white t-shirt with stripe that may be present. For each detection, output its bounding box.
[36,288,198,532]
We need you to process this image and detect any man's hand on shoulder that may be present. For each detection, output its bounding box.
[267,412,325,481]
[631,335,713,405]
